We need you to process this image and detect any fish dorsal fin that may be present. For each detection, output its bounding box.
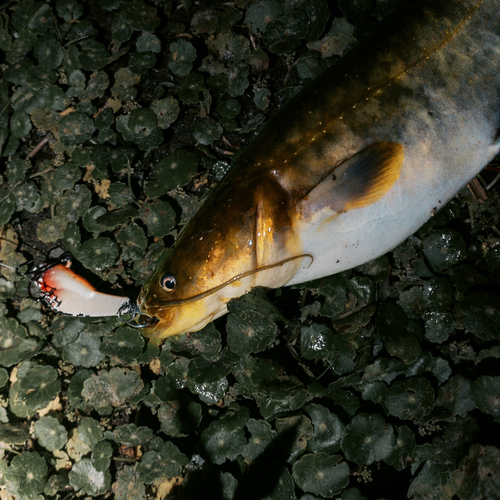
[300,141,404,217]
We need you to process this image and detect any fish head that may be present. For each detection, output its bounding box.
[136,175,306,338]
[135,242,242,338]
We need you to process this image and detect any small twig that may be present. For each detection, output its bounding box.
[486,171,500,191]
[0,96,13,120]
[213,146,234,156]
[0,445,21,456]
[467,177,487,203]
[26,137,50,159]
[50,7,63,42]
[64,35,90,48]
[248,30,257,50]
[316,360,334,380]
[28,167,55,180]
[468,205,475,230]
[0,262,17,271]
[283,60,299,86]
[221,135,240,150]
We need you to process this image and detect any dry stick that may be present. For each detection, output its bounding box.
[467,177,488,203]
[221,135,239,150]
[26,137,50,159]
[0,445,21,456]
[486,171,500,191]
[0,262,17,271]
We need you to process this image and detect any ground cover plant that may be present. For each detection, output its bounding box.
[0,0,500,498]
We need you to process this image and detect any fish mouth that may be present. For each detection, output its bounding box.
[136,313,160,328]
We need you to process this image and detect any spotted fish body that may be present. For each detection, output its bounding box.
[138,0,500,338]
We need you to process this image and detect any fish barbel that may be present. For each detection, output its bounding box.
[137,0,500,338]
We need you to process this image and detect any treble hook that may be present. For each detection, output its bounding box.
[118,301,158,329]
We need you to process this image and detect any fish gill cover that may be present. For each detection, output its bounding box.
[0,0,500,498]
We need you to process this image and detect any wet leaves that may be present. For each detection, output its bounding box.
[100,327,145,364]
[305,403,344,454]
[234,356,310,420]
[158,398,202,438]
[385,377,435,420]
[151,97,180,130]
[33,34,63,69]
[0,317,38,367]
[438,376,475,417]
[422,228,468,272]
[341,414,395,465]
[34,416,68,452]
[81,367,144,414]
[144,150,199,197]
[200,416,247,465]
[5,452,48,498]
[168,40,197,77]
[471,376,500,418]
[376,303,421,364]
[117,108,163,151]
[293,453,350,498]
[9,362,60,418]
[69,458,111,496]
[452,445,500,499]
[111,423,154,447]
[10,111,32,139]
[139,200,176,238]
[226,307,277,356]
[193,118,224,145]
[461,290,500,341]
[241,418,276,460]
[77,237,119,271]
[59,112,96,146]
[138,440,188,483]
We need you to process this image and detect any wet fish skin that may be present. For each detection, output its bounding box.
[138,0,500,338]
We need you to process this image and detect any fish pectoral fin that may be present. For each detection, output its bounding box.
[299,141,404,217]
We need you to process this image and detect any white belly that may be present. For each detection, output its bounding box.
[288,129,500,285]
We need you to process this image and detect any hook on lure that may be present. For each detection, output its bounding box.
[118,301,158,329]
[13,253,148,327]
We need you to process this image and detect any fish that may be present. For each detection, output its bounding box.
[137,0,500,338]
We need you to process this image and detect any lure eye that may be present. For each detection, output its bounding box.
[160,273,176,292]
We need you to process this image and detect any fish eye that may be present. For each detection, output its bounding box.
[160,274,176,292]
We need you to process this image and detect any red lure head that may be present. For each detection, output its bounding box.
[31,257,72,311]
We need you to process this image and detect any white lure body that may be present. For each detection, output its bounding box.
[33,260,129,317]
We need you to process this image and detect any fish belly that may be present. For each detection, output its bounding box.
[287,1,500,285]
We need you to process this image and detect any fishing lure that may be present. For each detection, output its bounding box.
[24,254,134,318]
